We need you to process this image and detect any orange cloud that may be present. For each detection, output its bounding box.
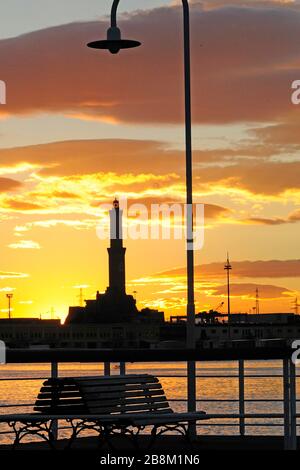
[208,283,294,300]
[0,178,21,192]
[0,138,299,231]
[245,209,300,225]
[1,139,300,201]
[1,3,300,125]
[158,259,300,279]
[2,199,46,211]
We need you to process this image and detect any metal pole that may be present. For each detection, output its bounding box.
[227,268,230,316]
[120,362,126,376]
[290,360,297,450]
[182,0,195,348]
[104,362,111,376]
[111,0,120,28]
[182,2,197,440]
[283,358,291,450]
[238,359,245,436]
[51,361,58,441]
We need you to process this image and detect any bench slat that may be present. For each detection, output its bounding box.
[37,391,82,399]
[38,388,165,398]
[45,375,157,386]
[76,374,154,382]
[40,385,79,392]
[80,383,162,393]
[89,402,171,414]
[85,397,168,407]
[39,384,162,396]
[35,398,85,407]
[78,378,158,387]
[34,406,88,414]
[81,390,165,400]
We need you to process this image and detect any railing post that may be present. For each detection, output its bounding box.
[283,358,297,450]
[290,360,297,450]
[187,361,197,439]
[104,362,111,376]
[283,359,290,449]
[120,362,126,376]
[51,361,58,441]
[238,359,245,436]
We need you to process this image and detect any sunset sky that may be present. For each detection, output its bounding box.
[0,0,300,321]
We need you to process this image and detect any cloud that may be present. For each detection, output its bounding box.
[0,177,22,193]
[157,259,300,279]
[49,191,81,199]
[194,159,300,197]
[0,140,236,221]
[1,3,300,124]
[1,139,300,205]
[8,240,41,250]
[15,219,98,232]
[209,282,294,299]
[245,217,287,226]
[197,0,299,10]
[0,271,29,279]
[0,138,299,237]
[244,209,300,225]
[1,199,46,211]
[204,204,231,219]
[0,140,177,177]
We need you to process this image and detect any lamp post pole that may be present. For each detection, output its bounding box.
[181,1,197,420]
[88,0,196,416]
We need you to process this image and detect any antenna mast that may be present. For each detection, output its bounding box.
[224,253,232,315]
[255,288,260,314]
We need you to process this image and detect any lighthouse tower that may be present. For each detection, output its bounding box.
[65,199,165,326]
[66,199,139,324]
[107,199,126,294]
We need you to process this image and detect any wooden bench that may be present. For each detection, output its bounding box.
[1,374,207,449]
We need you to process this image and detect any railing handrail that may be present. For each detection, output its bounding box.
[4,347,293,363]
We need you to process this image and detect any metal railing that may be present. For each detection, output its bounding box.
[0,347,298,450]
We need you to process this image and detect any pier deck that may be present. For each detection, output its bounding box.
[0,435,297,451]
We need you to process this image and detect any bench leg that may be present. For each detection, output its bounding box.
[101,424,144,453]
[7,420,57,450]
[65,420,104,450]
[146,423,194,451]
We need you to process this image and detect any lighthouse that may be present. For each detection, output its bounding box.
[107,199,126,294]
[65,199,164,326]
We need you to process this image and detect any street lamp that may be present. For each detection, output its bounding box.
[87,0,196,415]
[6,293,13,320]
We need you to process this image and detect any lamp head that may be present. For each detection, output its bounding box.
[87,27,141,54]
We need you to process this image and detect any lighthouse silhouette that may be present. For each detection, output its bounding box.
[65,199,139,324]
